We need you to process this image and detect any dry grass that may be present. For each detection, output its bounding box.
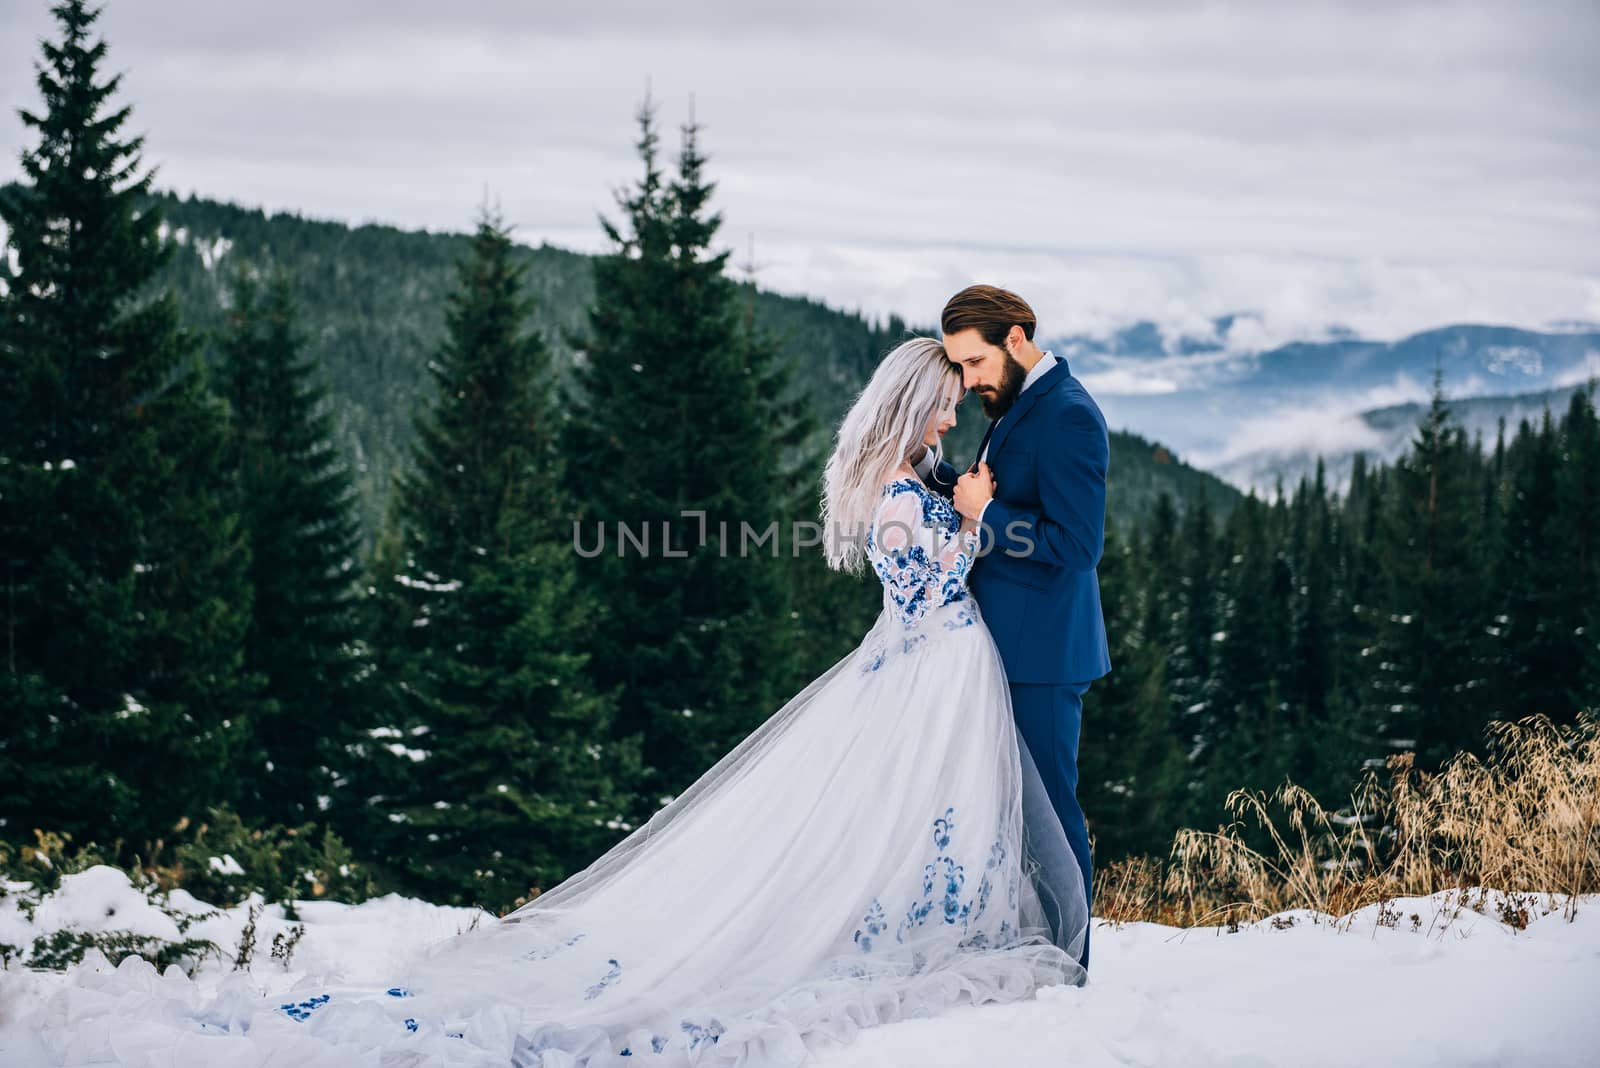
[1095,713,1600,931]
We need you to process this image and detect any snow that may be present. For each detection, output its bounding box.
[158,224,189,247]
[827,900,1600,1067]
[0,868,1595,1066]
[393,574,462,593]
[198,235,233,271]
[207,855,245,877]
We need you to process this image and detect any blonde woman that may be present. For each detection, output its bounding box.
[55,338,1087,1067]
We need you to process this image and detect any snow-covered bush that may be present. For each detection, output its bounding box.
[162,806,375,911]
[0,860,220,973]
[0,805,378,973]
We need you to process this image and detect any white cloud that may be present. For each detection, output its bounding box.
[1553,351,1600,389]
[745,242,1600,350]
[1,1,1595,335]
[1075,368,1181,396]
[1350,374,1435,412]
[1189,373,1433,469]
[1192,405,1388,470]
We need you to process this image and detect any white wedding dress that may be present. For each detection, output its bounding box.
[40,475,1088,1067]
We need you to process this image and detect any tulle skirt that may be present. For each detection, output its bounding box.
[40,597,1087,1067]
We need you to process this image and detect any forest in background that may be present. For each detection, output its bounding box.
[2,1,1595,918]
[84,188,1240,549]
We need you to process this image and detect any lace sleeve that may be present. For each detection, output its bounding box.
[868,482,981,628]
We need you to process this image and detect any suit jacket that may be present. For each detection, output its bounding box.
[927,356,1111,685]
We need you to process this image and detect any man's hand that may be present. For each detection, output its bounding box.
[953,462,996,521]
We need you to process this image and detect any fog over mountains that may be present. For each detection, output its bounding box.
[1060,318,1600,494]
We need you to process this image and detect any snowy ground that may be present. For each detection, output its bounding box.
[2,867,1596,1066]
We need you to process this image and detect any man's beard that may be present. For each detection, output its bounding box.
[978,351,1029,419]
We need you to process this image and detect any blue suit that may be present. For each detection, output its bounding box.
[925,355,1110,970]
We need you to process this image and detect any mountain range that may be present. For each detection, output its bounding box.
[1055,317,1600,494]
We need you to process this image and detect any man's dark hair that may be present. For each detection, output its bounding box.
[941,284,1037,348]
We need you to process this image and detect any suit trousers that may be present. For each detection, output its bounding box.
[1009,679,1093,971]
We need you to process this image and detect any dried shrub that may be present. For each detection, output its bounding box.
[1097,714,1598,930]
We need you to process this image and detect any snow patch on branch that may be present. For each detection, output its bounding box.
[393,574,462,593]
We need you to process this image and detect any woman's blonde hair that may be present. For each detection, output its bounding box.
[821,337,961,572]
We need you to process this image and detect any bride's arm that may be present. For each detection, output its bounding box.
[876,489,972,620]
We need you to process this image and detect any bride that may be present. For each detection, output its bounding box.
[44,338,1088,1066]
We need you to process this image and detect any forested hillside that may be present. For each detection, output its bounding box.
[105,189,1239,546]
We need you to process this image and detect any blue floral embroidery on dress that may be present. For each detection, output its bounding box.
[980,838,1005,916]
[872,544,932,622]
[404,1018,419,1033]
[861,646,886,674]
[681,1018,725,1050]
[887,477,962,530]
[868,479,978,630]
[898,807,975,941]
[524,931,585,961]
[278,994,331,1022]
[939,857,969,924]
[871,805,1022,951]
[584,958,622,1000]
[854,898,887,952]
[942,606,976,630]
[651,1034,668,1053]
[386,987,412,998]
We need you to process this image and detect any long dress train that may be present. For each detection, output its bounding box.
[40,475,1088,1067]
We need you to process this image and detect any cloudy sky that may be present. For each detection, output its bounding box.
[3,0,1597,350]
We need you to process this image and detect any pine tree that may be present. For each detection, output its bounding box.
[0,0,254,849]
[1308,455,1374,798]
[1079,524,1185,858]
[731,254,827,701]
[1139,494,1181,656]
[1552,388,1600,714]
[1373,373,1490,768]
[1328,453,1385,768]
[1167,491,1218,825]
[1203,496,1287,807]
[217,267,367,826]
[371,210,636,908]
[1489,413,1576,722]
[1284,464,1341,793]
[567,99,798,807]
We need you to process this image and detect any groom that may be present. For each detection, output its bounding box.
[911,284,1110,973]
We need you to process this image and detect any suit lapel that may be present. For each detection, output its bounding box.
[987,356,1071,458]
